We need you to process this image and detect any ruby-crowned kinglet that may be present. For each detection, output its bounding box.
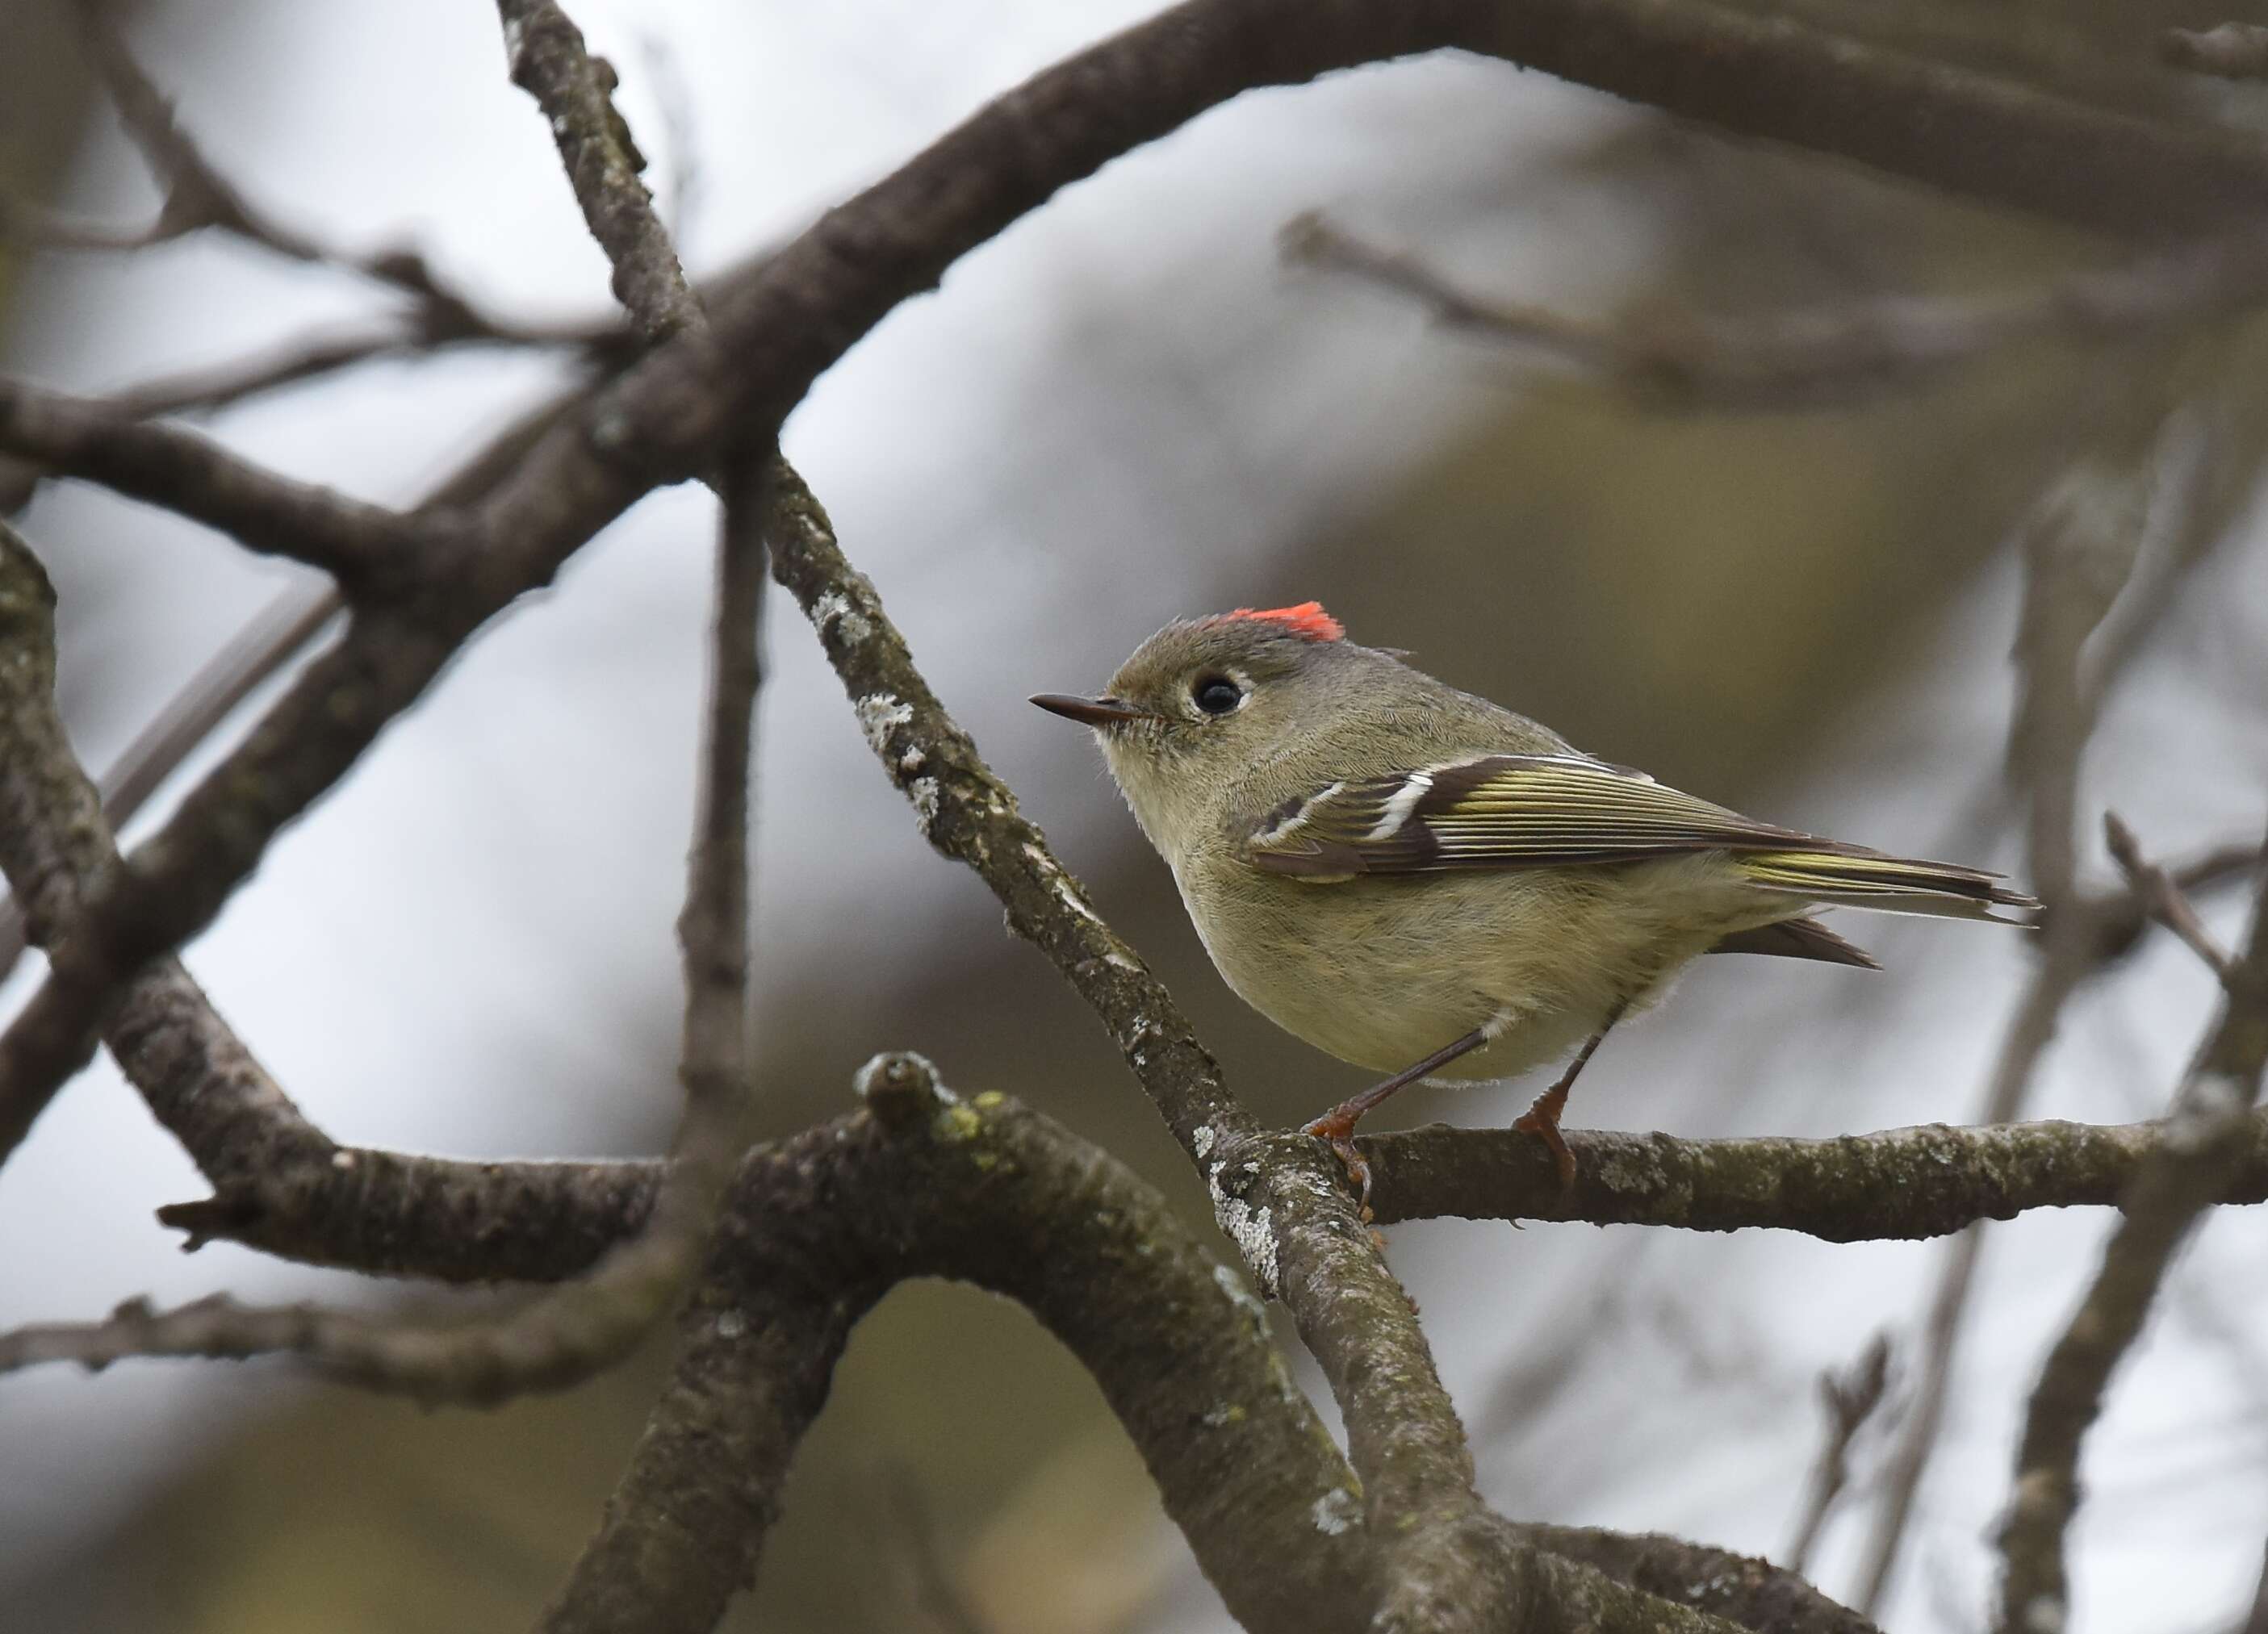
[1031,603,2034,1195]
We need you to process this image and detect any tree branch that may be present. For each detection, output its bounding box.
[1282,211,2268,409]
[499,0,699,342]
[1784,1337,1893,1575]
[1996,842,2268,1634]
[1854,427,2165,1612]
[546,1061,1859,1634]
[458,0,2268,664]
[2105,811,2236,980]
[538,1061,1375,1634]
[0,374,416,584]
[0,599,467,1165]
[0,455,761,1405]
[1362,1112,2268,1236]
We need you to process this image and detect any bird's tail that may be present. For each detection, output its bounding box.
[1735,848,2037,924]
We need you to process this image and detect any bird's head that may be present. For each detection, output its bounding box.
[1031,602,1355,855]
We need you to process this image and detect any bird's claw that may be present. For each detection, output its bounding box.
[1300,1113,1375,1222]
[1512,1106,1578,1194]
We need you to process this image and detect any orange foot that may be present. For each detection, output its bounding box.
[1513,1092,1578,1192]
[1299,1109,1375,1220]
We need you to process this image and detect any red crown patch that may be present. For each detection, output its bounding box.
[1212,602,1344,642]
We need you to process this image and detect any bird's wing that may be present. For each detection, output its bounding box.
[1244,753,1847,880]
[1245,753,2034,914]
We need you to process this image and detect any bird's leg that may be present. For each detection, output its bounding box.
[1303,1025,1492,1214]
[1513,1000,1628,1190]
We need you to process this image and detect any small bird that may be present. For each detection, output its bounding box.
[1031,603,2035,1199]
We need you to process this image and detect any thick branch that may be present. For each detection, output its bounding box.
[1362,1112,2268,1237]
[545,1065,1842,1634]
[540,1064,1375,1634]
[1520,1523,1879,1634]
[0,526,317,1172]
[0,600,463,1164]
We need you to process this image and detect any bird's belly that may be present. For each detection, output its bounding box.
[1178,863,1647,1081]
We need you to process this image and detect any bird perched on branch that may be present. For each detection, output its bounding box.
[1032,603,2034,1202]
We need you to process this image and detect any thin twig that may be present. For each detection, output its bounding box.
[2072,840,2266,966]
[2106,812,2237,981]
[67,0,527,332]
[1996,846,2268,1632]
[1281,211,2268,409]
[1786,1335,1895,1574]
[0,8,631,437]
[1853,429,2161,1613]
[107,315,621,420]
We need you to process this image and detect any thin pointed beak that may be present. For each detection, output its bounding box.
[1029,692,1159,729]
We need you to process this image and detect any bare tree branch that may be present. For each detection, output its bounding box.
[62,0,533,332]
[457,0,2268,671]
[2072,842,2266,967]
[500,0,698,342]
[1785,1337,1895,1574]
[0,596,467,1164]
[533,1062,1377,1634]
[1282,211,2268,409]
[103,315,618,421]
[537,1061,1857,1634]
[0,427,765,1401]
[2106,811,2237,980]
[1362,1111,2268,1235]
[1996,842,2268,1634]
[136,1102,2268,1285]
[1519,1523,1881,1634]
[0,374,416,583]
[1854,428,2162,1613]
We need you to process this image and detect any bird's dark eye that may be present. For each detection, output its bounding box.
[1192,675,1244,716]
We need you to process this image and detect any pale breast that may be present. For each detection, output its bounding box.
[1175,854,1593,1077]
[1174,848,1785,1082]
